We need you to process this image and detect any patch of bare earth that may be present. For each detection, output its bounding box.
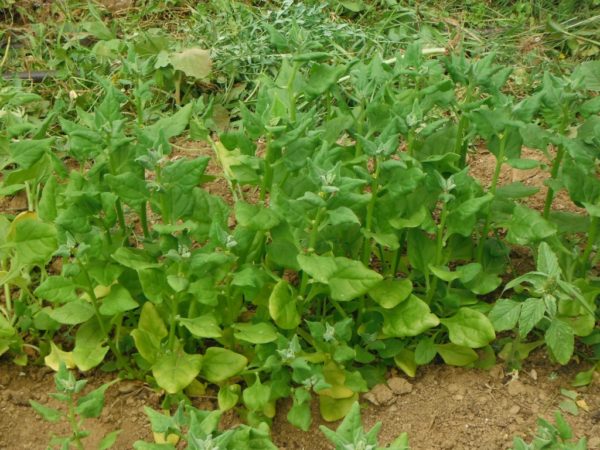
[1,354,599,450]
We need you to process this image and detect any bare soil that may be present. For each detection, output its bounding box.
[1,353,599,450]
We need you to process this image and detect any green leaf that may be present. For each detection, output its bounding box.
[138,302,168,338]
[328,258,383,302]
[368,279,412,309]
[446,194,493,237]
[518,298,546,337]
[297,254,338,284]
[305,63,348,96]
[268,280,300,330]
[415,337,437,365]
[112,247,160,270]
[152,349,203,394]
[545,319,574,365]
[201,347,247,384]
[394,348,417,378]
[435,343,478,366]
[141,103,193,144]
[319,393,359,422]
[218,384,240,411]
[73,319,109,371]
[9,215,57,265]
[243,377,270,412]
[99,285,138,316]
[488,299,522,331]
[506,205,556,245]
[170,48,212,79]
[35,276,78,303]
[47,300,95,325]
[76,382,112,418]
[99,431,121,450]
[572,366,596,387]
[29,400,62,422]
[178,314,222,338]
[536,242,560,277]
[573,61,600,91]
[235,202,280,231]
[287,388,311,431]
[441,308,496,348]
[407,230,436,273]
[105,173,149,207]
[233,322,278,344]
[382,295,440,337]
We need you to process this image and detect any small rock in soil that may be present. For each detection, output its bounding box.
[509,405,520,415]
[387,377,413,395]
[365,384,394,406]
[507,380,526,397]
[588,436,600,449]
[489,365,504,380]
[453,394,464,401]
[118,380,139,394]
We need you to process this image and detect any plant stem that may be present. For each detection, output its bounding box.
[455,84,473,168]
[362,157,380,265]
[261,134,274,202]
[288,62,300,123]
[580,216,598,273]
[67,398,85,450]
[299,207,325,298]
[542,144,565,219]
[140,201,150,238]
[168,295,178,351]
[427,203,448,303]
[478,133,506,261]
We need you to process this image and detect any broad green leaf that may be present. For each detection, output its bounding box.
[488,299,522,331]
[518,298,546,337]
[243,377,271,411]
[545,319,574,365]
[233,322,278,344]
[407,230,435,273]
[138,302,168,338]
[305,63,348,96]
[297,254,338,284]
[170,48,212,79]
[368,279,412,309]
[178,314,222,338]
[218,384,240,411]
[99,285,138,316]
[73,319,108,371]
[105,173,149,207]
[35,276,78,303]
[76,382,112,418]
[8,214,57,265]
[99,431,121,450]
[572,366,596,387]
[440,308,496,348]
[44,342,75,371]
[235,202,280,231]
[112,247,160,270]
[268,280,300,330]
[141,103,193,144]
[415,337,437,365]
[47,300,95,325]
[30,400,62,422]
[435,343,478,366]
[573,61,600,91]
[287,388,311,431]
[506,205,556,245]
[201,347,247,384]
[446,194,493,237]
[131,329,162,365]
[382,295,440,337]
[152,349,203,394]
[537,242,560,277]
[328,258,383,302]
[319,393,359,422]
[394,348,417,377]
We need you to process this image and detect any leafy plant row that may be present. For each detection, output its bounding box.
[1,43,599,431]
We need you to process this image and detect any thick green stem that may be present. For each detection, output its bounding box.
[362,157,380,265]
[542,144,565,219]
[580,216,598,273]
[168,295,178,351]
[140,201,150,238]
[427,203,448,303]
[478,133,506,261]
[288,62,300,123]
[455,84,473,168]
[261,135,274,202]
[2,260,11,317]
[299,207,325,297]
[67,397,85,450]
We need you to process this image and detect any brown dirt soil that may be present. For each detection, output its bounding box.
[468,145,584,214]
[2,354,600,450]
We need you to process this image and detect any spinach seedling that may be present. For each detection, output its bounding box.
[29,362,119,450]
